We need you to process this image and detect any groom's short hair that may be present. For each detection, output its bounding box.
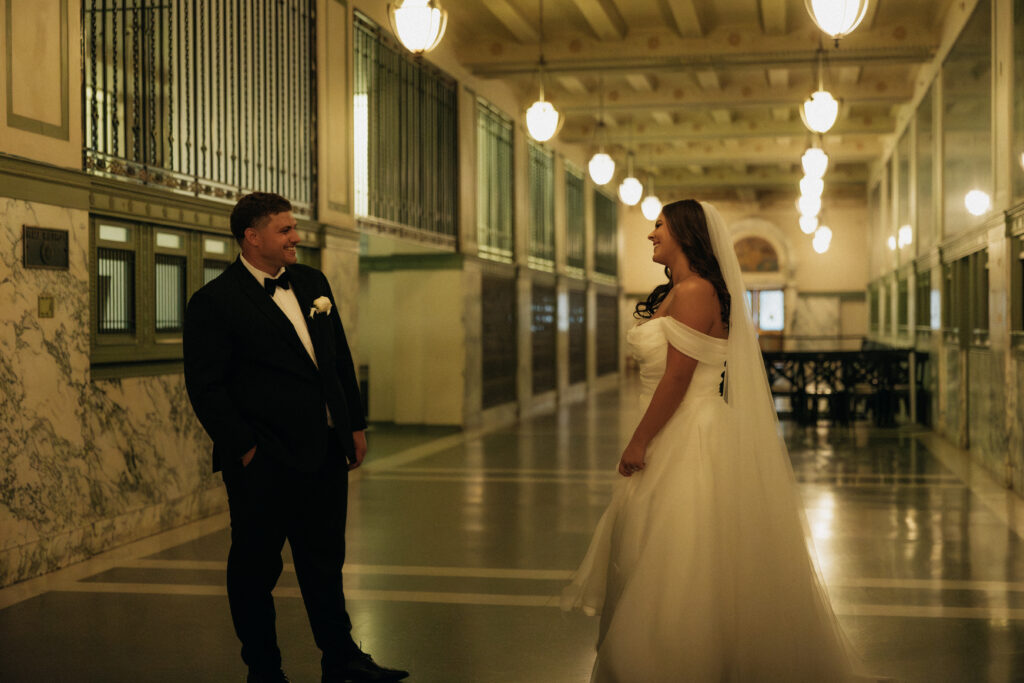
[230,192,293,242]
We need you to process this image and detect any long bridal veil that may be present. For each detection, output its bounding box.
[700,201,863,680]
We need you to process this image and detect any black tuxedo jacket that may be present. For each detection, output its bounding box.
[183,259,366,473]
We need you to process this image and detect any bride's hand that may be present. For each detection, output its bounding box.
[618,442,646,477]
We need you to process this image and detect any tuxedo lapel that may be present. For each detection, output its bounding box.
[287,267,330,364]
[227,261,319,373]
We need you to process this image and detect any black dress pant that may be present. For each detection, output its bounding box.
[222,433,355,669]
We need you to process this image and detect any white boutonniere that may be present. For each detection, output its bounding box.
[309,296,332,319]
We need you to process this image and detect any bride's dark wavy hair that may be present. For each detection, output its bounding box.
[633,199,731,330]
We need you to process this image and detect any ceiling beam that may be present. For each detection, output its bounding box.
[759,0,787,35]
[485,0,538,43]
[625,74,657,92]
[570,0,628,40]
[552,80,914,114]
[562,116,895,143]
[462,23,936,75]
[663,0,704,38]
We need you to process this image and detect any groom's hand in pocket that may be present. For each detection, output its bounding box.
[349,430,367,470]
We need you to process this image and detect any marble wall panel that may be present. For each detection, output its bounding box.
[967,349,1008,484]
[0,198,221,588]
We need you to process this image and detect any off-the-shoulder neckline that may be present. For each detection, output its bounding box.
[638,316,729,344]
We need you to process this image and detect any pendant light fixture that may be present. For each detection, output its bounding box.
[526,0,561,142]
[801,48,838,134]
[640,175,662,220]
[588,78,616,185]
[799,175,824,198]
[618,152,643,206]
[812,224,833,254]
[387,0,448,54]
[799,215,818,235]
[801,146,829,178]
[805,0,870,45]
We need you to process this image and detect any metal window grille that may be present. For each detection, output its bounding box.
[353,12,458,244]
[97,247,136,334]
[594,191,618,276]
[528,142,555,266]
[568,289,586,383]
[155,253,186,332]
[203,259,228,284]
[596,293,618,375]
[476,99,514,259]
[531,284,556,393]
[915,270,930,330]
[565,167,585,271]
[83,0,317,215]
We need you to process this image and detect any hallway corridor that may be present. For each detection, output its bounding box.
[2,384,1023,683]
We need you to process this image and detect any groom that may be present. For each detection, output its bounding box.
[183,192,407,683]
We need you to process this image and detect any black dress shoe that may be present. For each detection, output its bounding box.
[247,666,290,683]
[322,650,409,682]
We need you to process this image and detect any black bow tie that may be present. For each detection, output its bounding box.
[264,271,291,296]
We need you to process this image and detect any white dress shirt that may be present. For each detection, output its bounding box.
[240,255,318,367]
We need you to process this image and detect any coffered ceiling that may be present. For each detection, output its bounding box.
[445,0,955,204]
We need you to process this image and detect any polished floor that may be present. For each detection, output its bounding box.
[3,383,1024,682]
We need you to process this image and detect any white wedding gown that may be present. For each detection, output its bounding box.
[562,315,859,683]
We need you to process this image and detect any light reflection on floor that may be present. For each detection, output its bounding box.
[2,386,1023,682]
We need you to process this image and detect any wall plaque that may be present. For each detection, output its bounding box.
[23,226,69,270]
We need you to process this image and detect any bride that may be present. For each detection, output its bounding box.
[562,200,862,682]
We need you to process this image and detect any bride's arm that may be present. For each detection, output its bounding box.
[618,279,717,477]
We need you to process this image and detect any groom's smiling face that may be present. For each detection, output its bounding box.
[246,210,300,272]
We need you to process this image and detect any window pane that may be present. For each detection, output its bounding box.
[942,0,992,233]
[97,247,135,334]
[156,232,183,250]
[916,86,934,249]
[98,224,129,243]
[203,237,228,255]
[758,290,784,331]
[155,254,186,332]
[1014,0,1024,199]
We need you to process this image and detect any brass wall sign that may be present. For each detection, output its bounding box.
[23,226,69,270]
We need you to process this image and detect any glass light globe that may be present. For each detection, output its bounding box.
[799,175,824,198]
[799,215,818,234]
[964,189,991,217]
[797,194,821,218]
[812,233,831,254]
[801,90,839,134]
[1020,152,1024,171]
[618,177,643,206]
[641,195,662,220]
[589,152,616,185]
[526,99,560,142]
[389,0,448,54]
[815,225,832,242]
[802,147,829,178]
[887,235,897,251]
[897,224,913,248]
[805,0,870,41]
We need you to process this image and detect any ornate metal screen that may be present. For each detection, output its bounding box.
[568,289,586,383]
[476,99,514,259]
[565,166,585,271]
[481,275,517,408]
[528,142,555,266]
[83,0,317,214]
[354,11,458,245]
